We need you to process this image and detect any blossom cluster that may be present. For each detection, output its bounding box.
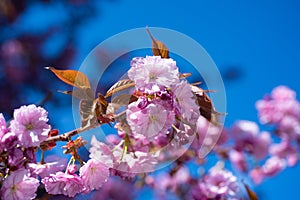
[1,55,299,200]
[126,56,200,139]
[224,86,300,184]
[0,105,50,199]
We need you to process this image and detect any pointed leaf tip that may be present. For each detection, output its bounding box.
[146,27,170,58]
[47,67,91,89]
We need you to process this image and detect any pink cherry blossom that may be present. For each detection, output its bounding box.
[126,101,174,138]
[231,120,271,160]
[28,155,68,178]
[229,149,248,172]
[42,171,84,197]
[269,140,298,166]
[271,85,296,101]
[128,56,179,90]
[0,113,14,151]
[89,136,114,168]
[0,113,8,136]
[256,86,300,125]
[91,177,136,200]
[249,168,264,185]
[198,165,239,199]
[80,159,109,192]
[10,104,51,147]
[172,81,200,121]
[8,148,24,169]
[250,156,286,184]
[112,147,158,174]
[261,156,286,176]
[1,169,39,200]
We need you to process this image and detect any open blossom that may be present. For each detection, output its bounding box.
[0,114,18,151]
[10,104,51,147]
[229,149,248,172]
[89,136,114,168]
[42,171,84,197]
[231,120,271,160]
[1,169,39,200]
[197,165,238,199]
[112,147,158,174]
[0,113,8,136]
[269,140,298,166]
[250,156,286,184]
[126,101,174,138]
[28,155,68,178]
[80,159,110,192]
[256,86,300,125]
[128,56,179,90]
[172,81,199,121]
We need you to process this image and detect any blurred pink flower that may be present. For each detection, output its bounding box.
[250,156,286,184]
[198,166,238,199]
[270,140,298,166]
[249,168,263,185]
[10,104,51,147]
[92,177,136,200]
[256,86,300,125]
[128,56,179,90]
[264,156,286,176]
[1,169,39,200]
[42,171,83,197]
[80,159,109,192]
[229,149,248,172]
[271,85,296,101]
[231,120,271,160]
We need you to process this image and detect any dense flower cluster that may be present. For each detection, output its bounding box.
[0,55,299,199]
[127,56,199,139]
[224,86,300,184]
[0,105,51,199]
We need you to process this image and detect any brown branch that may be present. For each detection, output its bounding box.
[40,126,96,146]
[40,112,124,147]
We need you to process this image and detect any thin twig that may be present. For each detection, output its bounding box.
[40,125,96,146]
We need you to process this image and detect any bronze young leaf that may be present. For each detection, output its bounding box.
[45,67,91,89]
[105,79,135,98]
[191,85,221,125]
[146,27,170,58]
[46,67,112,129]
[243,183,259,200]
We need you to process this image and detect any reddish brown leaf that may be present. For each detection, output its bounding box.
[191,85,221,125]
[46,67,91,89]
[179,73,192,79]
[146,27,169,58]
[105,79,135,98]
[243,183,259,200]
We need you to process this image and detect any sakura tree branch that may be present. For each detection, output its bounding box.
[40,125,96,146]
